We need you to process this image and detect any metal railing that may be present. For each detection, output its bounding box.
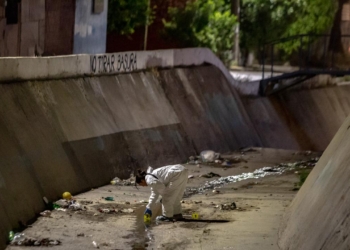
[260,34,350,80]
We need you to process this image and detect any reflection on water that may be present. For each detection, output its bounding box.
[131,204,162,250]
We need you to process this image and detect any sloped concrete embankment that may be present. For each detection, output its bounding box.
[0,65,258,248]
[278,114,350,250]
[241,86,350,151]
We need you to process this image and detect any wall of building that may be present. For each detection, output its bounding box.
[73,0,108,54]
[0,0,45,57]
[44,0,75,56]
[20,0,45,56]
[0,0,18,56]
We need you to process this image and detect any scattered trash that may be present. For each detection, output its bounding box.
[104,197,114,201]
[55,199,69,208]
[212,189,220,194]
[200,172,221,178]
[121,208,134,213]
[92,241,99,248]
[68,200,83,211]
[220,202,237,210]
[188,175,194,179]
[188,156,197,164]
[193,158,319,192]
[49,240,60,245]
[8,231,14,242]
[110,173,135,186]
[80,200,93,205]
[99,208,117,214]
[110,177,122,185]
[40,210,52,217]
[62,192,72,200]
[200,150,220,163]
[9,234,61,247]
[221,160,232,167]
[215,160,222,164]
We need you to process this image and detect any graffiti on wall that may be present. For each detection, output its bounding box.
[90,52,137,74]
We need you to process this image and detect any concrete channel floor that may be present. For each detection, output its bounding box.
[6,148,321,250]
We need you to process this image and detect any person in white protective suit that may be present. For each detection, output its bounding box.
[136,164,189,222]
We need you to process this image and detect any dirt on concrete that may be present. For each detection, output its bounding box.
[5,148,321,250]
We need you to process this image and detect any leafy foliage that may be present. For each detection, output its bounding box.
[240,0,336,55]
[108,0,154,35]
[162,0,237,64]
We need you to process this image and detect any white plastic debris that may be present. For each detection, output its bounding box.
[40,210,51,217]
[121,208,134,213]
[69,201,82,210]
[55,199,69,208]
[11,233,25,245]
[200,150,220,163]
[110,173,136,186]
[92,241,99,248]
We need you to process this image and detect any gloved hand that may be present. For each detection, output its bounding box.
[144,208,152,217]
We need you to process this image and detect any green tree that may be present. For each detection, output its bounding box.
[108,0,154,35]
[240,0,336,56]
[163,0,237,64]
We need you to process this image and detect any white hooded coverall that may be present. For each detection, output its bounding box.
[145,164,188,218]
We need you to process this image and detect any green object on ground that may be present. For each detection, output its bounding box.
[53,204,61,209]
[105,197,114,201]
[9,231,14,241]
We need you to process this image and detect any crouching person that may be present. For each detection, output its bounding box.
[136,164,188,222]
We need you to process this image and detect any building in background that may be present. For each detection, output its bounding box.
[106,0,187,53]
[0,0,108,57]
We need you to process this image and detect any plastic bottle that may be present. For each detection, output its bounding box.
[8,231,14,242]
[12,233,25,245]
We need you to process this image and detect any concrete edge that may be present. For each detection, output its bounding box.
[0,48,233,84]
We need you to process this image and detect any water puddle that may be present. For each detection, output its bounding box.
[186,158,319,195]
[129,204,162,250]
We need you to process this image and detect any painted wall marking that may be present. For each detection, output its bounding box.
[90,52,137,74]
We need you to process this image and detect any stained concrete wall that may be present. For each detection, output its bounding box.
[240,85,350,151]
[279,114,350,250]
[73,0,108,54]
